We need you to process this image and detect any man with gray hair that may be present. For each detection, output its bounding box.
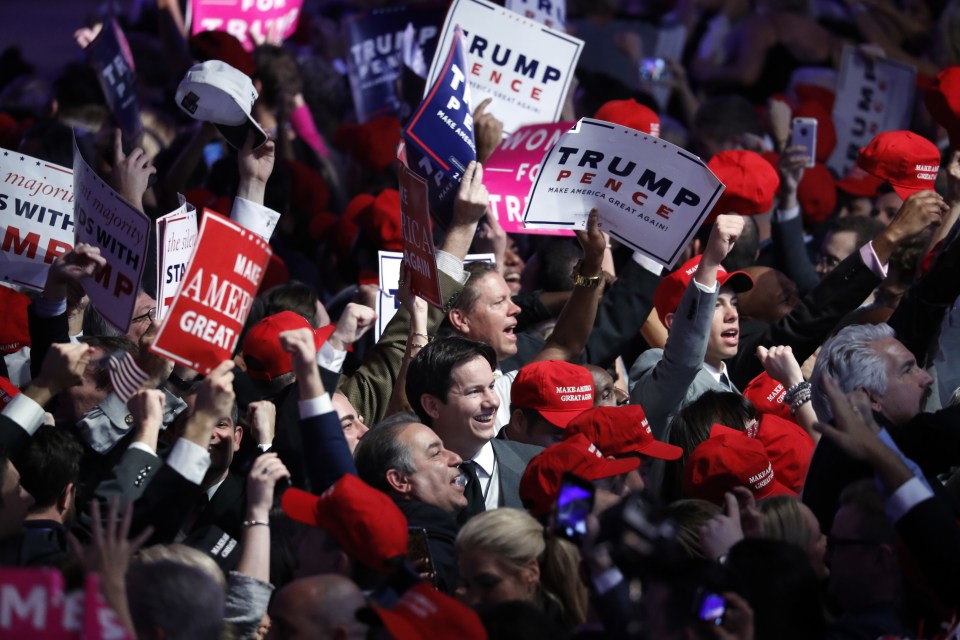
[804,323,959,530]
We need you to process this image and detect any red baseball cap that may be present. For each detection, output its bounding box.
[857,130,940,200]
[924,66,960,148]
[334,115,402,174]
[520,433,640,516]
[511,360,594,427]
[565,404,683,460]
[335,193,377,261]
[0,286,30,355]
[797,163,838,225]
[707,150,780,222]
[281,474,409,573]
[594,99,661,137]
[358,189,404,252]
[683,424,795,504]
[242,311,330,381]
[752,413,814,494]
[359,582,487,640]
[835,165,885,198]
[742,372,793,423]
[653,255,754,324]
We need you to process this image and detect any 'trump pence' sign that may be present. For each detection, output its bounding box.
[150,212,271,374]
[426,0,582,135]
[523,118,724,269]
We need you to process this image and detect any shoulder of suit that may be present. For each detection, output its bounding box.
[492,438,543,461]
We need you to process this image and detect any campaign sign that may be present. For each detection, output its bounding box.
[426,0,583,135]
[523,118,724,269]
[505,0,566,31]
[344,5,445,123]
[404,26,476,229]
[87,18,143,142]
[190,0,303,52]
[375,251,494,341]
[0,149,75,291]
[155,196,199,322]
[150,211,271,374]
[0,568,131,638]
[484,121,574,235]
[827,45,916,178]
[399,166,443,308]
[73,140,150,334]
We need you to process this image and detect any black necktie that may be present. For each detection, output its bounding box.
[719,373,732,391]
[458,461,486,524]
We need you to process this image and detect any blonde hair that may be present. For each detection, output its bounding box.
[456,508,588,628]
[759,496,813,551]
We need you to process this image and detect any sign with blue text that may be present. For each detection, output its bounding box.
[87,18,143,143]
[523,118,724,269]
[426,0,583,135]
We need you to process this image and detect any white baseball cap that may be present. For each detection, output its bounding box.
[175,60,267,150]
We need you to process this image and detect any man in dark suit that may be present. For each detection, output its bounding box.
[406,337,541,522]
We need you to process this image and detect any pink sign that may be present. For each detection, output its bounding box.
[190,0,303,52]
[483,122,574,236]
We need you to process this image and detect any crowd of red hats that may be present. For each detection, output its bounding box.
[2,1,960,639]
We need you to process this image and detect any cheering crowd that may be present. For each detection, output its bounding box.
[3,0,960,637]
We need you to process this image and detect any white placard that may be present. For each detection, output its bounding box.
[426,0,583,135]
[827,45,916,178]
[505,0,566,30]
[522,118,724,269]
[155,195,198,322]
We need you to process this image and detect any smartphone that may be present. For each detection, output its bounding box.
[553,473,595,544]
[639,58,667,82]
[790,117,818,168]
[695,589,728,626]
[407,527,437,587]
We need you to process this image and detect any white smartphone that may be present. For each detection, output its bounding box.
[790,117,817,168]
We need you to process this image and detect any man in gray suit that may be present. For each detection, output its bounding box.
[406,336,541,523]
[630,214,750,439]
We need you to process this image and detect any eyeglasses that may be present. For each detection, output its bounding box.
[131,307,157,324]
[826,535,877,554]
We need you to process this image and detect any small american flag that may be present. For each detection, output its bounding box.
[107,351,149,402]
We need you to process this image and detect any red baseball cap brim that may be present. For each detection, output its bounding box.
[718,270,754,294]
[636,439,684,461]
[539,406,590,428]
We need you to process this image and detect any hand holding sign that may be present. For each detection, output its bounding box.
[573,209,606,274]
[44,243,107,300]
[453,161,489,226]
[111,130,156,213]
[474,98,504,164]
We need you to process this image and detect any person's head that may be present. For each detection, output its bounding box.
[639,557,732,640]
[736,267,800,323]
[262,281,329,329]
[243,311,324,394]
[654,256,754,369]
[354,413,466,514]
[455,507,588,628]
[406,337,499,459]
[827,480,900,612]
[0,451,34,540]
[135,543,227,591]
[331,392,368,454]
[126,560,226,640]
[584,364,618,407]
[446,262,521,360]
[758,496,828,580]
[663,499,722,560]
[870,184,903,226]
[174,391,241,487]
[15,426,82,524]
[253,44,303,109]
[503,235,526,296]
[128,290,158,343]
[810,323,932,425]
[55,335,136,424]
[520,434,640,516]
[691,95,764,160]
[507,360,594,448]
[267,574,368,640]
[817,216,885,277]
[725,538,827,640]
